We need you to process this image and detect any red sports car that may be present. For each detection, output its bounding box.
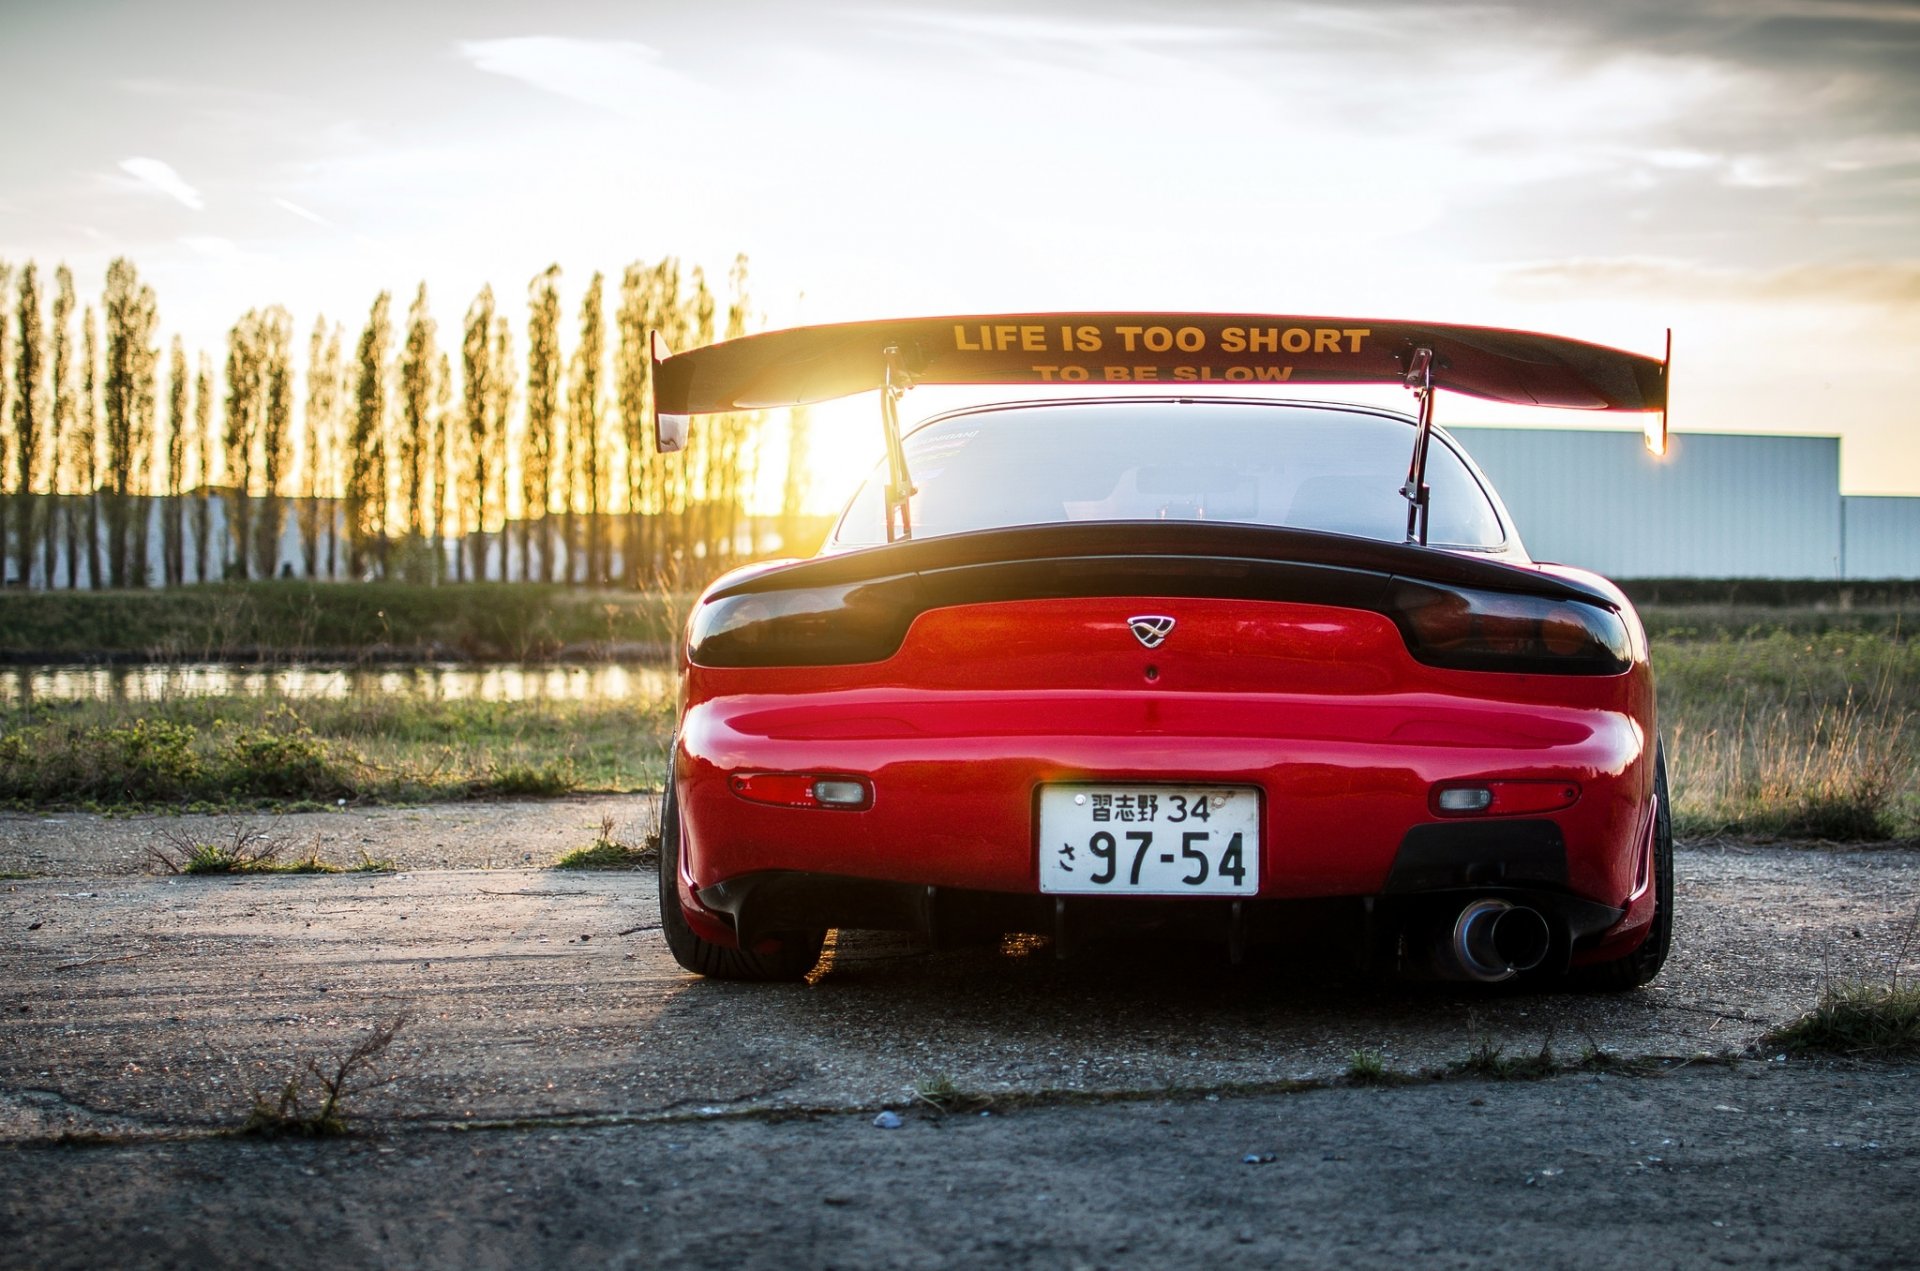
[649,314,1671,989]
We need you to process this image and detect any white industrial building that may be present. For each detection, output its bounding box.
[7,427,1917,585]
[1449,426,1920,580]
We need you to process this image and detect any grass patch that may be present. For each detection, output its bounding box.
[1765,982,1920,1058]
[1344,1049,1392,1085]
[1656,630,1918,841]
[1449,1037,1562,1081]
[145,824,395,875]
[911,1073,994,1116]
[1,691,670,808]
[240,1014,411,1138]
[476,760,579,798]
[1765,908,1920,1058]
[554,811,661,870]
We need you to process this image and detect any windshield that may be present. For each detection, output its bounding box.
[831,400,1509,550]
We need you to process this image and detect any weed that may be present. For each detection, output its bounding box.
[1764,906,1920,1057]
[148,824,287,874]
[554,809,661,870]
[1345,1049,1389,1085]
[350,849,397,873]
[240,1013,411,1137]
[220,707,346,798]
[1765,983,1920,1057]
[145,824,372,875]
[1451,1036,1560,1081]
[1575,1043,1624,1072]
[476,760,579,797]
[911,1073,991,1115]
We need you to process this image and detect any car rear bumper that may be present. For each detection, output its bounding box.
[674,686,1654,945]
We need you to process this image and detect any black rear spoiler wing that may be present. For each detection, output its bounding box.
[651,312,1669,450]
[651,312,1669,546]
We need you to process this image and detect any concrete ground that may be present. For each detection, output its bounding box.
[1,802,1914,1268]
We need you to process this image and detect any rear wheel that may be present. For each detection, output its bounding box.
[1571,741,1672,991]
[657,774,826,982]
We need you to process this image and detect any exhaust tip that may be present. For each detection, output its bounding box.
[1491,904,1552,974]
[1450,899,1553,982]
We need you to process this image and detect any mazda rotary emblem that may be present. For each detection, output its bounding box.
[1128,615,1175,649]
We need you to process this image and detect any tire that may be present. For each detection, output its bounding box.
[1571,741,1672,991]
[657,773,826,982]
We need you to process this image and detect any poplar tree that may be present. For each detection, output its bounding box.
[0,261,12,580]
[780,404,812,555]
[523,266,561,582]
[568,272,606,585]
[78,307,102,587]
[615,262,651,586]
[622,259,688,584]
[488,315,513,581]
[48,266,73,588]
[710,255,759,566]
[163,338,188,585]
[428,349,452,580]
[253,306,293,580]
[102,258,158,587]
[460,286,496,582]
[223,311,263,578]
[301,319,340,578]
[12,264,43,586]
[398,283,436,553]
[348,292,391,578]
[678,267,716,564]
[191,354,213,582]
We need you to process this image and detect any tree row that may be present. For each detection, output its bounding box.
[0,254,812,589]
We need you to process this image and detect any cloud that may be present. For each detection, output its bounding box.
[180,235,242,262]
[272,197,332,227]
[457,37,699,119]
[117,157,204,210]
[1501,257,1920,306]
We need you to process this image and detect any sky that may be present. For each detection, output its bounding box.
[2,0,1917,509]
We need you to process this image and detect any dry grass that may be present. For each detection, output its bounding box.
[240,1014,413,1137]
[1657,630,1918,841]
[1765,908,1920,1057]
[0,692,670,807]
[1767,983,1920,1057]
[553,808,662,869]
[145,823,393,874]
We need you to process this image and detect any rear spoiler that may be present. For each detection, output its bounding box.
[650,312,1670,452]
[651,312,1670,546]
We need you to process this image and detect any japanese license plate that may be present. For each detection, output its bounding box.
[1038,785,1260,896]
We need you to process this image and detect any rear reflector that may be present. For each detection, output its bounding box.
[1431,780,1580,818]
[729,772,873,810]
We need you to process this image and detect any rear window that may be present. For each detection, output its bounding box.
[832,401,1507,550]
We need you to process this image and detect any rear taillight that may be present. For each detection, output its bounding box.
[1390,580,1631,675]
[689,581,912,667]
